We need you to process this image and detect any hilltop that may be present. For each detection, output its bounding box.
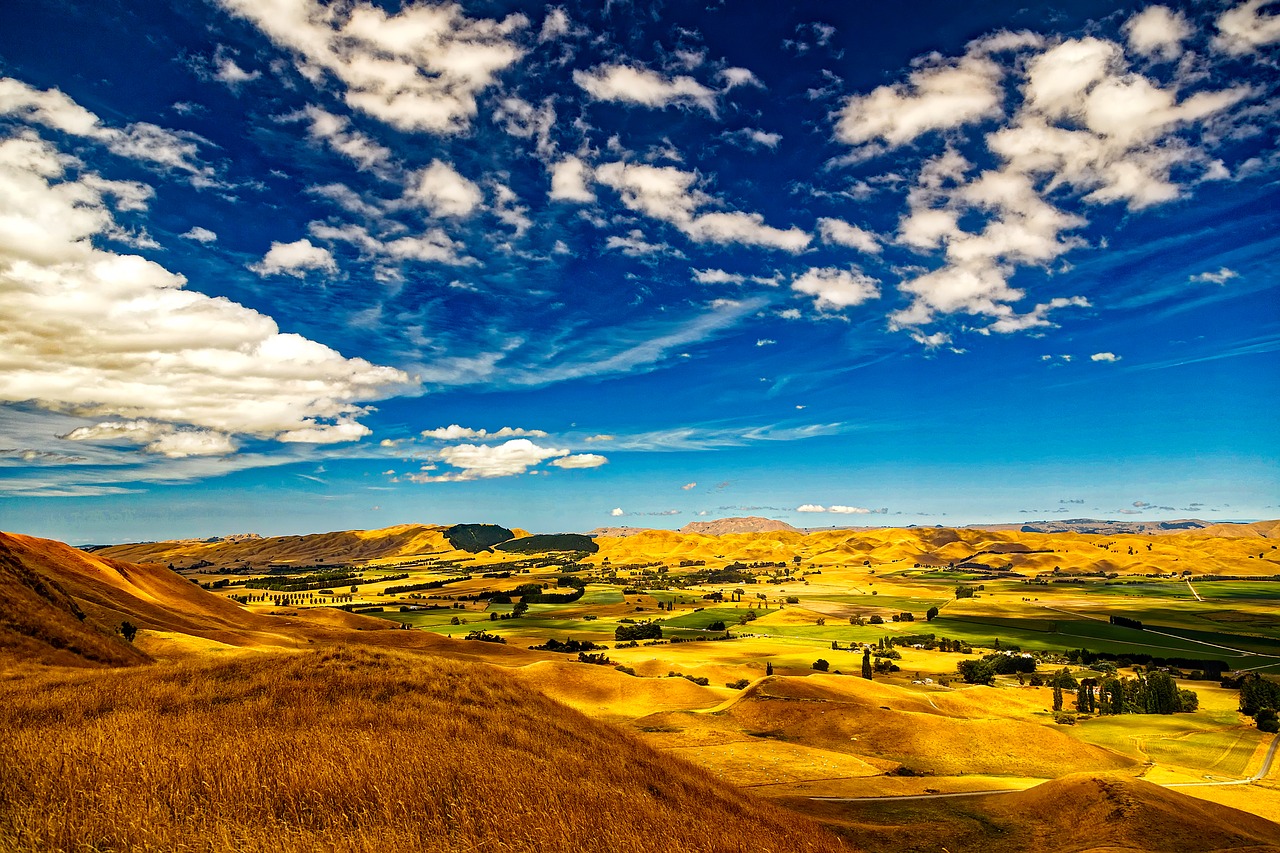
[680,516,801,535]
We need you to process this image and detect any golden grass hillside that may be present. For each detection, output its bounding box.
[634,674,1134,779]
[0,531,551,664]
[93,523,458,568]
[0,534,145,667]
[799,772,1280,853]
[0,647,849,853]
[592,523,1280,576]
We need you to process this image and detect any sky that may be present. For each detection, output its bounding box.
[0,0,1277,544]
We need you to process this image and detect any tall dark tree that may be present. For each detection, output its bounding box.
[926,606,939,622]
[861,648,872,680]
[1052,684,1063,712]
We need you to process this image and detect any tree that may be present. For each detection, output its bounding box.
[119,621,138,643]
[861,648,872,680]
[812,659,830,672]
[1053,683,1064,712]
[1146,671,1181,714]
[1258,709,1279,733]
[766,661,774,677]
[926,606,939,622]
[958,658,996,685]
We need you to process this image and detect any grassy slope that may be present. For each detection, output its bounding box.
[0,647,847,853]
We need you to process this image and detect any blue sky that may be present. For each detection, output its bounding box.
[0,0,1276,543]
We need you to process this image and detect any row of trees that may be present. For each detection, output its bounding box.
[1230,673,1280,732]
[1054,671,1197,715]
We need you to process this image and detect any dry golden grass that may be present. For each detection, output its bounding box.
[0,646,848,853]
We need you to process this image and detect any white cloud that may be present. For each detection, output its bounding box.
[835,51,1007,146]
[147,430,238,458]
[1091,351,1121,362]
[682,482,697,490]
[548,156,595,202]
[61,420,238,458]
[829,505,874,514]
[1124,6,1193,60]
[862,32,1252,335]
[692,268,746,285]
[550,453,608,469]
[817,217,881,253]
[216,0,527,134]
[984,296,1090,334]
[756,338,776,347]
[214,54,261,87]
[796,504,826,512]
[1214,0,1280,55]
[585,434,615,442]
[574,64,717,113]
[249,238,338,277]
[791,267,880,311]
[725,128,782,149]
[539,7,571,42]
[1190,267,1239,284]
[407,438,569,481]
[610,507,625,517]
[595,161,810,252]
[308,221,468,266]
[405,160,483,217]
[296,106,393,174]
[0,130,406,447]
[421,424,548,440]
[0,77,213,182]
[181,226,217,243]
[605,229,674,257]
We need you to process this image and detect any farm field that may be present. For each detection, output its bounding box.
[6,521,1280,850]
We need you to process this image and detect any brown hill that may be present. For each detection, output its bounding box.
[637,673,1133,779]
[802,772,1280,853]
[0,646,848,853]
[0,531,506,661]
[93,522,457,568]
[680,516,801,535]
[0,533,146,667]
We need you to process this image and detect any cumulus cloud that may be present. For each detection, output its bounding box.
[216,0,527,134]
[682,482,697,490]
[791,267,880,311]
[574,64,718,113]
[0,77,214,183]
[610,507,625,517]
[181,226,217,243]
[405,160,483,217]
[1214,0,1280,55]
[817,217,881,253]
[692,268,745,285]
[407,438,569,481]
[1090,351,1121,362]
[724,128,782,149]
[595,161,809,252]
[550,453,608,469]
[61,419,235,458]
[307,221,468,266]
[1190,267,1239,284]
[0,127,406,448]
[295,105,393,174]
[421,424,549,440]
[835,51,1009,146]
[548,156,595,202]
[249,238,338,277]
[797,503,883,514]
[1124,6,1193,60]
[855,31,1253,335]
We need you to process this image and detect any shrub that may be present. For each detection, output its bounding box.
[727,679,750,690]
[784,596,799,604]
[812,659,830,672]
